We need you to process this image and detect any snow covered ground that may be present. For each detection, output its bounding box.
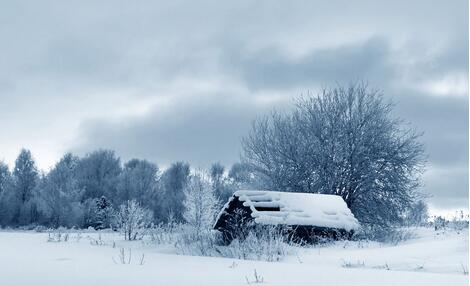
[0,227,467,286]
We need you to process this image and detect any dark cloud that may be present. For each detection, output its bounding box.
[391,92,468,209]
[424,165,469,209]
[233,37,393,90]
[71,94,279,168]
[393,93,468,167]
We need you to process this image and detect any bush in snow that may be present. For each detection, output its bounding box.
[432,215,469,232]
[341,260,366,269]
[47,227,70,242]
[404,200,429,226]
[222,208,254,243]
[114,200,152,240]
[148,221,188,245]
[352,224,416,244]
[221,225,297,262]
[174,225,221,256]
[174,223,297,262]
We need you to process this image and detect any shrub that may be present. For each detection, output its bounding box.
[174,225,221,256]
[352,225,415,244]
[148,222,180,245]
[220,225,297,262]
[114,200,153,240]
[174,224,297,262]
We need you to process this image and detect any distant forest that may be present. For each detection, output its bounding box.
[0,148,251,229]
[0,84,429,230]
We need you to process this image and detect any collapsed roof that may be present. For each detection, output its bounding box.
[214,190,360,231]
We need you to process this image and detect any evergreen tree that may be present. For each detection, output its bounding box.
[84,196,114,229]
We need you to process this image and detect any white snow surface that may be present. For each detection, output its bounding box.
[0,227,467,286]
[218,190,359,231]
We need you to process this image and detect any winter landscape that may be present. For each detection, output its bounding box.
[0,1,468,285]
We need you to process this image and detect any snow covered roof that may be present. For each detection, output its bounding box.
[214,190,360,231]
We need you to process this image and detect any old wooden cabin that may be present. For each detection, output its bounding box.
[213,190,359,244]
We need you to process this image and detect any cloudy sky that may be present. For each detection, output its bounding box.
[0,0,468,212]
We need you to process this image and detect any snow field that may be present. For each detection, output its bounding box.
[0,227,467,286]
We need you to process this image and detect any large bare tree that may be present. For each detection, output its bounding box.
[242,84,426,226]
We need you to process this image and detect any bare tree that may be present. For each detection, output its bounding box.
[37,153,83,228]
[115,200,152,240]
[242,83,426,226]
[183,172,219,232]
[0,161,14,225]
[75,149,121,200]
[228,162,267,190]
[117,159,159,207]
[210,162,236,203]
[159,162,190,222]
[12,149,39,225]
[210,162,225,199]
[406,200,428,226]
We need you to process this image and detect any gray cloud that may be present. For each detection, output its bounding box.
[72,93,280,168]
[424,165,469,210]
[232,37,392,90]
[393,93,468,167]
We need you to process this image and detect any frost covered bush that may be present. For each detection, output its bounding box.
[47,227,69,242]
[432,215,469,232]
[114,200,153,240]
[148,222,182,245]
[341,259,366,269]
[174,225,221,256]
[174,224,297,262]
[220,225,297,262]
[353,225,415,244]
[34,225,48,232]
[448,220,469,231]
[88,233,106,246]
[433,216,447,230]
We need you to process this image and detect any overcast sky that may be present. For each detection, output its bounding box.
[0,0,468,212]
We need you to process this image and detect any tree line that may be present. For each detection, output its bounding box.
[0,149,258,229]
